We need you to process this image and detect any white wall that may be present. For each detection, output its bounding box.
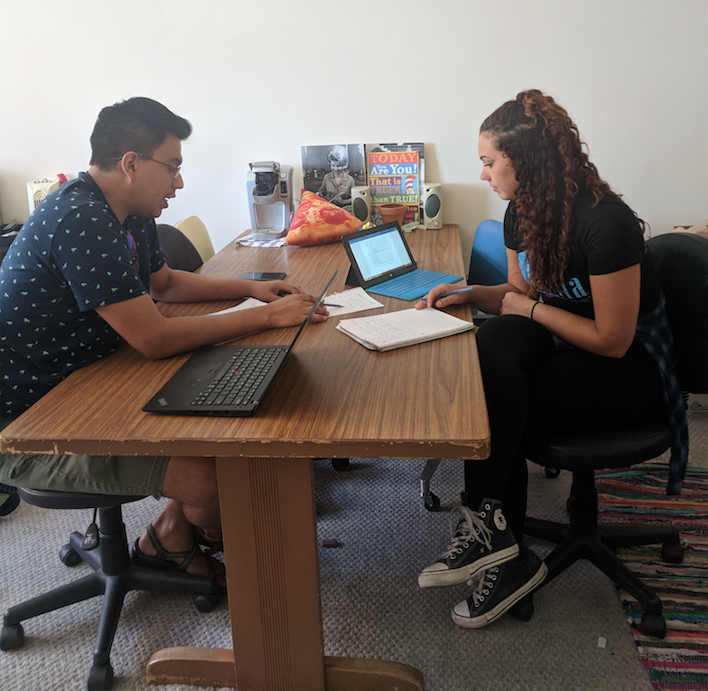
[1,0,706,264]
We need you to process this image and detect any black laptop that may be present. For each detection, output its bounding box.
[142,272,337,416]
[341,222,463,300]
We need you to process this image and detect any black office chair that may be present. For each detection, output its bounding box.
[523,231,708,638]
[1,489,222,691]
[157,224,203,272]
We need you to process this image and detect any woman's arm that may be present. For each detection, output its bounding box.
[416,248,526,312]
[502,264,641,358]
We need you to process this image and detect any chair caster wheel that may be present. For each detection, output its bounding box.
[60,544,81,567]
[423,493,441,511]
[661,541,684,564]
[87,662,114,691]
[545,467,560,478]
[331,458,350,471]
[1,623,24,650]
[509,594,535,622]
[640,610,667,638]
[194,590,221,613]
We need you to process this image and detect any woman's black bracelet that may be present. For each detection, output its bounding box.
[530,301,540,321]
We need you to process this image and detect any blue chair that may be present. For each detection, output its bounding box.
[467,219,506,285]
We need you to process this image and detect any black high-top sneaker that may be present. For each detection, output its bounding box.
[451,547,548,628]
[418,498,519,588]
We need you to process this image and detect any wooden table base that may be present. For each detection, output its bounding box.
[144,457,425,691]
[146,647,425,690]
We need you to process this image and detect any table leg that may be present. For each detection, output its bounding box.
[146,456,424,690]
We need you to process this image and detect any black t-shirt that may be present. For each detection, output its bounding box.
[503,190,661,319]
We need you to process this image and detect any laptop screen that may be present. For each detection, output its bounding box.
[288,270,338,346]
[341,222,416,287]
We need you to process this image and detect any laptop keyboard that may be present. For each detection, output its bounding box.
[190,347,285,408]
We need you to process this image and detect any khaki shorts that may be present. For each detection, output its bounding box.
[0,417,170,499]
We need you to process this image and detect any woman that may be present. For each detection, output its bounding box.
[415,89,687,629]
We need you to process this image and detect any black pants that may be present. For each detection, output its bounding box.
[466,315,665,543]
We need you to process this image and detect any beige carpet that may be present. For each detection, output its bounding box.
[3,413,704,690]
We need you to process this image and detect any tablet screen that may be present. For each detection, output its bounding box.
[342,223,416,287]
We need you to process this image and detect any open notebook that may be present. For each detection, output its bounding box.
[336,307,474,351]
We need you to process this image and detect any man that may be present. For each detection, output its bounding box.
[0,97,327,582]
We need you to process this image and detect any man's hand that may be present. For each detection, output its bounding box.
[263,293,329,328]
[248,280,304,302]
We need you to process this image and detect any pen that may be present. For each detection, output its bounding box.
[418,286,474,303]
[278,291,341,308]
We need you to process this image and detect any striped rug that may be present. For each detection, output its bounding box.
[596,460,708,691]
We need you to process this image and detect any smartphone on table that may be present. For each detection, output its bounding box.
[237,272,286,281]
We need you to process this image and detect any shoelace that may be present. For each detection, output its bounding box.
[439,505,494,559]
[469,566,500,607]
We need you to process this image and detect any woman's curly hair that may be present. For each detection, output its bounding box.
[480,89,615,294]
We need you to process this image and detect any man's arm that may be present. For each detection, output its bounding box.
[148,263,301,304]
[96,265,326,359]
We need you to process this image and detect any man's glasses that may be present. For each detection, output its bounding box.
[137,153,182,179]
[115,153,182,179]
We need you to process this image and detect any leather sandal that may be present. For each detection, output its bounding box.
[131,522,203,572]
[193,525,224,556]
[0,490,20,517]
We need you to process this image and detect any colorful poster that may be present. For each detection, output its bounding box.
[365,143,424,226]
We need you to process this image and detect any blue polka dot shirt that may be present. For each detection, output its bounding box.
[0,172,166,418]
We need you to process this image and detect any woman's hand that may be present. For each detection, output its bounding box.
[415,283,472,310]
[500,291,537,318]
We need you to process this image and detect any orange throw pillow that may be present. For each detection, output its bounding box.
[286,190,362,246]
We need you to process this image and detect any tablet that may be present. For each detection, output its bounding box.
[341,222,417,290]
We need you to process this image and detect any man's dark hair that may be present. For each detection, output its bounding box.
[89,97,192,171]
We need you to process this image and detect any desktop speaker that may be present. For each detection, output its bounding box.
[422,183,443,229]
[351,186,371,226]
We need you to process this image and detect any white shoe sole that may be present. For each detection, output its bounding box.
[417,544,520,589]
[450,560,548,629]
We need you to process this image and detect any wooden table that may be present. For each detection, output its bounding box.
[0,224,490,690]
